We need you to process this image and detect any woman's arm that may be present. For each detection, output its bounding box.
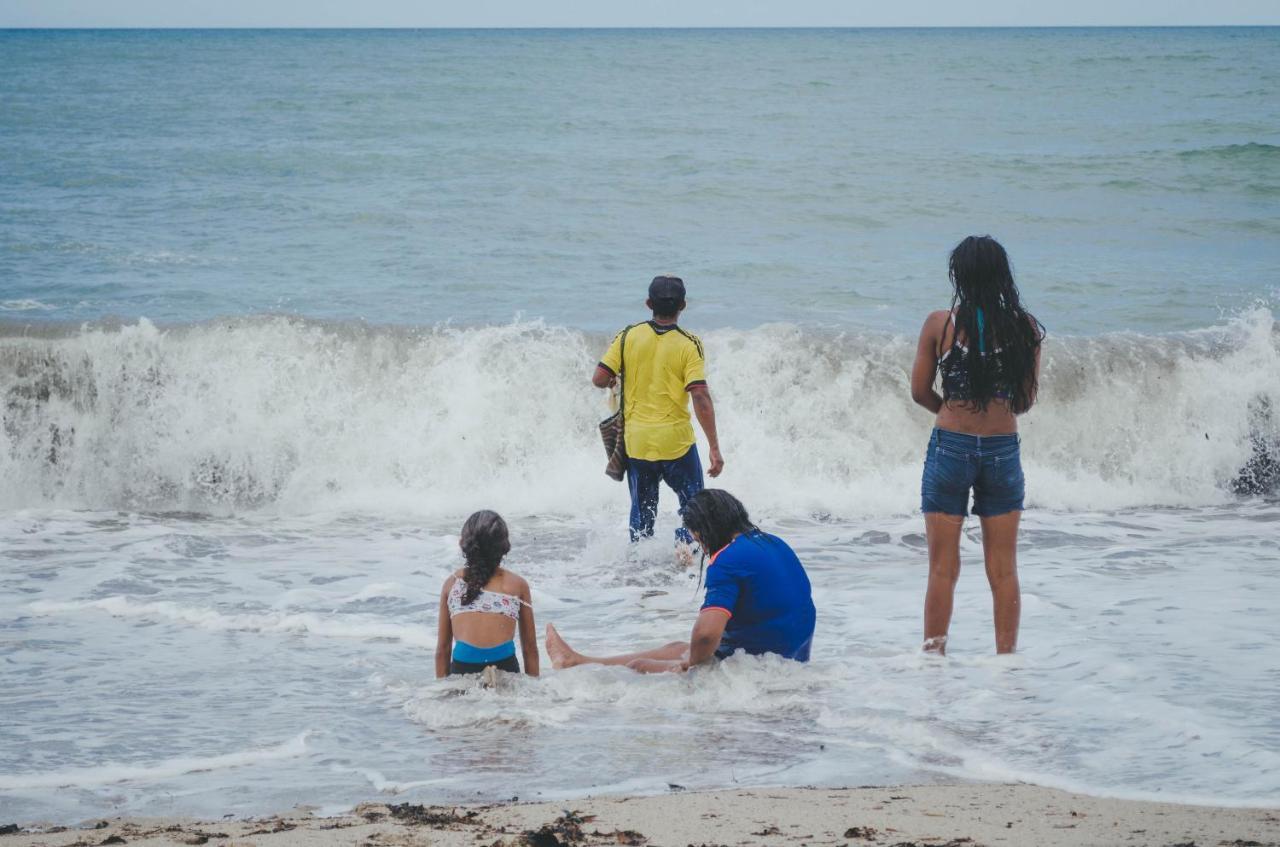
[517,581,540,677]
[435,578,454,679]
[683,608,730,669]
[1025,321,1043,410]
[624,611,728,674]
[910,311,947,414]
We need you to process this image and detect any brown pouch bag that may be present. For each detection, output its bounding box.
[598,325,632,481]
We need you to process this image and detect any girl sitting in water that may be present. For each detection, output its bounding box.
[435,510,539,678]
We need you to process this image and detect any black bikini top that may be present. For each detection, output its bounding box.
[938,309,1010,402]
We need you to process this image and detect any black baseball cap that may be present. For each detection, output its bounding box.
[649,275,686,303]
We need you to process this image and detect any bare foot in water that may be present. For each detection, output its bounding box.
[545,623,583,669]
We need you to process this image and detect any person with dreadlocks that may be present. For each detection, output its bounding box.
[544,489,815,673]
[910,235,1046,655]
[435,510,539,677]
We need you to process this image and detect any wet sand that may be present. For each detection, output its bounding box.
[6,784,1278,847]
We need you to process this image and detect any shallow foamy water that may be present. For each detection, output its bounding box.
[3,502,1277,822]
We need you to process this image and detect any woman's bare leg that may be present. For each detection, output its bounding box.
[979,510,1021,654]
[923,512,965,654]
[545,623,687,670]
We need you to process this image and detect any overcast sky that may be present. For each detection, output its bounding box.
[3,0,1278,28]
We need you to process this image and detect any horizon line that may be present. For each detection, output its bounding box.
[3,24,1279,31]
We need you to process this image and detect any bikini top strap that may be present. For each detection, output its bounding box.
[939,310,959,362]
[453,579,522,601]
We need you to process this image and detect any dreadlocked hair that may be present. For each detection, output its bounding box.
[458,510,511,605]
[947,235,1046,414]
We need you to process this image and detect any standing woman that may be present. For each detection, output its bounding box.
[910,236,1045,654]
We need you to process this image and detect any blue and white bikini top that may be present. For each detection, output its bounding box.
[447,578,527,621]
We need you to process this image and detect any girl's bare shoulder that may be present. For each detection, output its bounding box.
[496,568,530,595]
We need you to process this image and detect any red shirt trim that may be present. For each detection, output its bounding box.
[708,534,741,566]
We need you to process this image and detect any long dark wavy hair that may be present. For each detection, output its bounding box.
[682,489,765,589]
[459,510,511,605]
[947,235,1045,414]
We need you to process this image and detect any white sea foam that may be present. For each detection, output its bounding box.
[0,310,1275,516]
[344,768,450,795]
[0,299,55,311]
[0,733,309,791]
[29,597,437,647]
[399,651,825,730]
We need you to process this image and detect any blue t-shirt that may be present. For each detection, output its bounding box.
[701,531,816,661]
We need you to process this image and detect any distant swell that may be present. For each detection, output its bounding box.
[1,312,1277,516]
[1175,141,1280,160]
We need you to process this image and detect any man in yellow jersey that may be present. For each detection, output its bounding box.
[593,275,724,543]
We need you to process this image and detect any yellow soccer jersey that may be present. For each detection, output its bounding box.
[599,321,707,462]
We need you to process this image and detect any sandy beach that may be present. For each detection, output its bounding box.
[6,785,1277,847]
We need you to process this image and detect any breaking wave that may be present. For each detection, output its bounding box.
[1,309,1277,516]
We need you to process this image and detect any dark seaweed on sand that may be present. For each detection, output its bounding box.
[523,810,595,846]
[386,804,480,828]
[844,826,878,839]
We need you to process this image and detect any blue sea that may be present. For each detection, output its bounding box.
[1,28,1278,824]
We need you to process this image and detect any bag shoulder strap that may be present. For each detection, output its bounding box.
[617,323,635,414]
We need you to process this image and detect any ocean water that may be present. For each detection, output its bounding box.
[1,28,1279,823]
[2,27,1279,331]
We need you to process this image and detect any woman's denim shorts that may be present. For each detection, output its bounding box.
[921,428,1025,517]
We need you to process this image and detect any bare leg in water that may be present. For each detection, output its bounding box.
[980,510,1021,654]
[923,511,1021,654]
[545,623,688,673]
[923,512,965,654]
